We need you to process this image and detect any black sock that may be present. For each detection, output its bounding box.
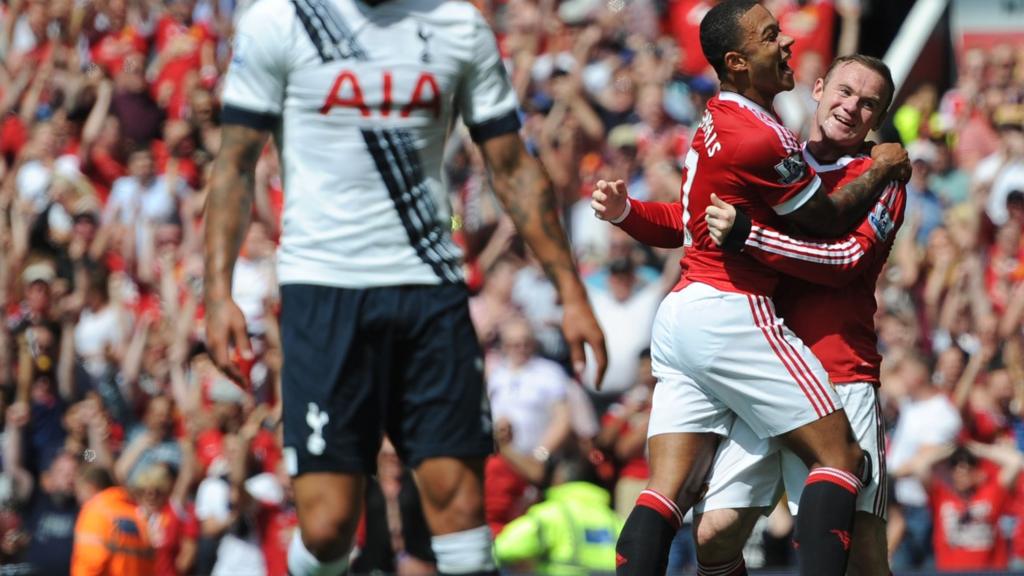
[616,489,682,575]
[795,467,862,576]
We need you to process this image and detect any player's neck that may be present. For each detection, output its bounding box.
[718,81,776,112]
[804,137,854,165]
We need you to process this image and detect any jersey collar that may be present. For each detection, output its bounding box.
[718,91,774,117]
[801,142,867,173]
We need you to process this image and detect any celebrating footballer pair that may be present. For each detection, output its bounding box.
[593,1,911,575]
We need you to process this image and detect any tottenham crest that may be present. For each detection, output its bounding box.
[774,153,807,185]
[306,403,329,456]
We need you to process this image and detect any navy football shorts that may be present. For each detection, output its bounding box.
[279,283,493,476]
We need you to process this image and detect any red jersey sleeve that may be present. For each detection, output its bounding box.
[740,181,906,288]
[733,128,822,216]
[616,198,686,249]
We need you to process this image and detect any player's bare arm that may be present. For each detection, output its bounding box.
[203,123,270,385]
[785,142,908,238]
[480,131,608,387]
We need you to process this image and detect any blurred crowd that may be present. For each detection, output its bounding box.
[0,0,1022,574]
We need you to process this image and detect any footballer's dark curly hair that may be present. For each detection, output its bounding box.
[699,0,761,78]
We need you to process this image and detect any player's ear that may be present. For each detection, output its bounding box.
[812,77,825,103]
[724,50,747,74]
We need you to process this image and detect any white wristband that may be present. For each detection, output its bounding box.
[610,198,632,224]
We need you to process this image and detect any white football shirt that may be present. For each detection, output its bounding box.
[221,0,520,288]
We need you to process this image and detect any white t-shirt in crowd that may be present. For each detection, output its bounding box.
[977,153,1024,226]
[488,356,569,454]
[104,174,188,226]
[585,279,664,395]
[232,256,276,335]
[887,392,962,507]
[195,476,268,576]
[74,305,125,378]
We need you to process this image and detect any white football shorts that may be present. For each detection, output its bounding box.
[696,382,887,519]
[647,282,840,440]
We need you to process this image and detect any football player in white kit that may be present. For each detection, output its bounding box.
[202,0,607,574]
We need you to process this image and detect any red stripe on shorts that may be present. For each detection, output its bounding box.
[759,296,836,413]
[746,295,826,418]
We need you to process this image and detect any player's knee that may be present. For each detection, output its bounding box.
[299,505,360,560]
[815,439,864,474]
[433,487,483,530]
[419,469,485,531]
[694,511,747,563]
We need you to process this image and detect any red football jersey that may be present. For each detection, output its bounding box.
[768,155,906,385]
[675,92,822,296]
[930,471,1010,571]
[618,150,904,385]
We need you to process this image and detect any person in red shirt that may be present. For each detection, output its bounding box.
[87,0,150,77]
[596,349,655,518]
[603,3,908,575]
[596,51,906,575]
[903,442,1022,571]
[260,463,299,576]
[772,0,836,77]
[955,359,1018,446]
[151,119,201,190]
[667,0,719,77]
[149,0,217,119]
[133,463,198,576]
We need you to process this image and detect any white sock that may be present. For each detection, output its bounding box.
[287,531,350,576]
[430,524,496,574]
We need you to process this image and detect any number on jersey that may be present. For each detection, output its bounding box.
[680,149,698,247]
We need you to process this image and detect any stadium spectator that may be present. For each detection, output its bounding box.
[596,348,655,519]
[888,354,964,570]
[485,317,573,534]
[904,442,1022,572]
[585,244,668,407]
[194,407,271,576]
[131,463,197,576]
[1,441,79,576]
[905,140,946,246]
[977,105,1024,228]
[70,478,156,576]
[113,395,182,486]
[494,451,622,574]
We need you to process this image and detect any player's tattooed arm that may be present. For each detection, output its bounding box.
[204,124,268,300]
[480,132,607,386]
[480,132,582,297]
[203,123,269,384]
[785,142,910,238]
